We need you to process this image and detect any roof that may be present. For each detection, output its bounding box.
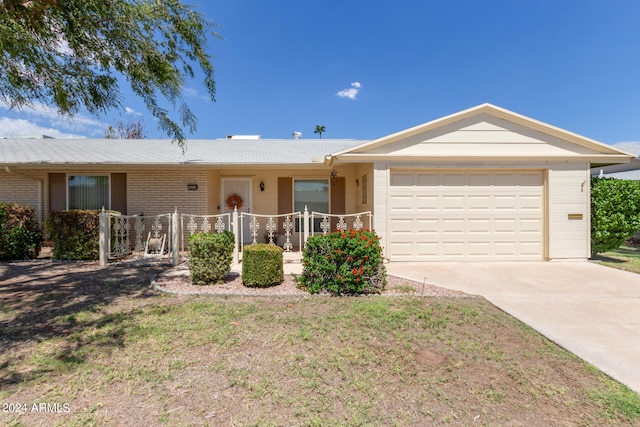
[0,138,365,167]
[596,169,640,180]
[329,103,634,164]
[610,142,640,157]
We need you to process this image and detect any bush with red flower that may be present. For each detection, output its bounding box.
[296,229,386,295]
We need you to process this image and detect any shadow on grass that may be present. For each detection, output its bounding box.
[0,258,172,387]
[592,255,627,264]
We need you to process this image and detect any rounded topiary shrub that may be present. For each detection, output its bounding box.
[189,231,235,285]
[242,243,284,288]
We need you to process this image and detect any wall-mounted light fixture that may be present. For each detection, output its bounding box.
[259,181,265,192]
[187,184,198,191]
[330,168,338,186]
[355,178,359,187]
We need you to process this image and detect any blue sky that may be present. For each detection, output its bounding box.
[2,0,640,146]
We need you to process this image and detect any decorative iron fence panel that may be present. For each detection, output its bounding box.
[239,212,303,253]
[310,211,373,235]
[99,208,373,267]
[179,213,231,261]
[104,212,174,260]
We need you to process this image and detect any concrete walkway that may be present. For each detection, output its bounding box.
[386,261,640,394]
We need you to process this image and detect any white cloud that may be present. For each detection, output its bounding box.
[125,106,143,116]
[336,82,362,100]
[183,87,212,102]
[0,117,85,138]
[0,101,107,137]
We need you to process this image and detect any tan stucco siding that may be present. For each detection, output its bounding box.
[373,163,390,253]
[127,169,208,216]
[217,167,359,216]
[354,163,374,213]
[546,164,590,259]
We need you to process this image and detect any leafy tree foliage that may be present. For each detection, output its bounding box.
[0,0,218,148]
[314,125,325,139]
[105,119,146,139]
[591,177,640,255]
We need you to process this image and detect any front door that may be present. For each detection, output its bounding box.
[221,178,252,243]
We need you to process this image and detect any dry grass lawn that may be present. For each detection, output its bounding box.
[1,260,639,426]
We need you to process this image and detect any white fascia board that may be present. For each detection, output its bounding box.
[331,153,633,164]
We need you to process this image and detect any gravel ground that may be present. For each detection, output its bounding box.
[153,262,469,297]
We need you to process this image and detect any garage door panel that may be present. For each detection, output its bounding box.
[468,242,492,256]
[467,218,491,233]
[389,195,414,211]
[442,196,465,210]
[519,195,543,210]
[416,242,439,257]
[416,219,439,233]
[416,195,439,211]
[442,242,465,256]
[416,174,439,186]
[468,195,492,211]
[494,218,517,233]
[389,242,413,257]
[388,170,544,261]
[443,174,466,187]
[519,218,543,233]
[442,219,465,233]
[389,218,414,233]
[494,195,518,210]
[390,173,414,186]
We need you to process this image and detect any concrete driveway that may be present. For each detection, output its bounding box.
[386,261,640,394]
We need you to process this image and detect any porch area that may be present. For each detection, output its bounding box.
[98,208,373,268]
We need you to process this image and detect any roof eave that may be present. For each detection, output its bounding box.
[331,153,634,164]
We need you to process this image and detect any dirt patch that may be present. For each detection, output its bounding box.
[153,262,469,297]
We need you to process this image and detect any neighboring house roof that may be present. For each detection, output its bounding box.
[0,138,365,167]
[329,103,633,165]
[591,142,640,179]
[595,169,640,180]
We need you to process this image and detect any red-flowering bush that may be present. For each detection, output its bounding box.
[297,229,386,295]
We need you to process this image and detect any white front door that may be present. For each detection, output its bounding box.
[221,178,252,243]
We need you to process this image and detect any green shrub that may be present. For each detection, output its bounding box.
[0,203,42,260]
[46,210,100,260]
[297,229,386,295]
[591,177,640,255]
[242,243,284,287]
[189,231,234,285]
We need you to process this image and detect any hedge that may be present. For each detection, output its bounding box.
[0,203,42,260]
[46,210,100,260]
[189,231,235,284]
[242,243,284,287]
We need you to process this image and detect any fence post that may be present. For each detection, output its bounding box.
[232,207,239,265]
[99,209,107,267]
[172,208,179,266]
[303,206,309,248]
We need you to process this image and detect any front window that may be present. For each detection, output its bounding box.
[68,175,110,210]
[294,179,329,231]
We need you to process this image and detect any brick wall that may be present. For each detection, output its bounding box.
[127,168,208,216]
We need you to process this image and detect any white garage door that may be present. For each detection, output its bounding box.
[388,170,544,261]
